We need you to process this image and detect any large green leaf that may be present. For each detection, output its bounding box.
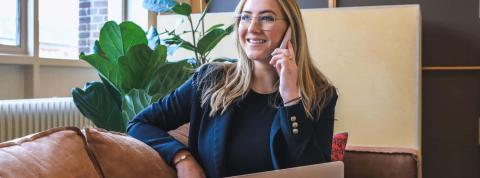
[99,21,147,63]
[172,3,192,16]
[119,21,148,53]
[197,24,234,55]
[99,21,123,62]
[88,21,150,94]
[121,89,154,122]
[145,45,168,82]
[117,44,169,92]
[80,53,122,91]
[147,59,193,101]
[72,81,125,132]
[83,44,168,94]
[99,74,121,108]
[118,45,152,91]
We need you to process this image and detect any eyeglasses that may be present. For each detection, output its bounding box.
[235,14,286,31]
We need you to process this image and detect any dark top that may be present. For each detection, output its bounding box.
[126,64,338,178]
[225,90,277,176]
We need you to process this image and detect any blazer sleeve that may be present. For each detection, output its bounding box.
[277,90,338,167]
[126,72,199,166]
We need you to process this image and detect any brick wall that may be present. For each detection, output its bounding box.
[78,0,108,54]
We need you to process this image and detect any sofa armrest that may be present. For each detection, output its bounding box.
[343,146,421,178]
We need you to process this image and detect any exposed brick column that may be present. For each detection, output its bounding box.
[79,0,108,54]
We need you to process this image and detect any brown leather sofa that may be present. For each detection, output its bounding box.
[0,125,421,178]
[344,146,421,178]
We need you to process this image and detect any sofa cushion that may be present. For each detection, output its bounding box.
[85,128,176,178]
[343,146,420,178]
[0,127,102,178]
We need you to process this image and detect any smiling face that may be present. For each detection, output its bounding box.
[238,0,289,62]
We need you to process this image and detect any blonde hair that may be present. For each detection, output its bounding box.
[198,0,335,119]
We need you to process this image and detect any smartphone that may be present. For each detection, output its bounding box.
[271,26,292,71]
[279,26,292,49]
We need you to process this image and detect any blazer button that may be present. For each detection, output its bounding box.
[292,122,298,128]
[292,128,299,134]
[290,116,297,122]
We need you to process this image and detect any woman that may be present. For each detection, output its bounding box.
[127,0,338,177]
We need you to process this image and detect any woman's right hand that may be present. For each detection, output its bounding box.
[174,151,206,178]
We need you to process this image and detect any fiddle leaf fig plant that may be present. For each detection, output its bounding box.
[72,1,235,132]
[73,21,192,132]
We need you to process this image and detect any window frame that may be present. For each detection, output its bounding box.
[0,0,129,61]
[0,0,28,55]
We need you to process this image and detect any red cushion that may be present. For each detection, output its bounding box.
[331,132,348,161]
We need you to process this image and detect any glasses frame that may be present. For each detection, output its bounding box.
[235,13,287,31]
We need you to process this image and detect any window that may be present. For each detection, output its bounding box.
[39,0,79,59]
[0,0,26,54]
[0,0,18,46]
[39,0,123,59]
[0,0,150,59]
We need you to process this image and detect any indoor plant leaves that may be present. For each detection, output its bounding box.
[72,81,125,132]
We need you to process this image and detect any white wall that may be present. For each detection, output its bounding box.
[0,63,98,99]
[38,66,98,98]
[307,5,421,149]
[0,65,25,99]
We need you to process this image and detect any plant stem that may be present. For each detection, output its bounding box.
[202,18,205,36]
[187,15,200,65]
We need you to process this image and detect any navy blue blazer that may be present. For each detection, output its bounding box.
[127,64,338,178]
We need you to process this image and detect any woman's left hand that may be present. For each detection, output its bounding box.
[270,41,300,103]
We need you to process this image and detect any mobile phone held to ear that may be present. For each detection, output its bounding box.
[271,27,292,72]
[279,27,292,49]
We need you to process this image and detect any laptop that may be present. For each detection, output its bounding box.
[227,161,344,178]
